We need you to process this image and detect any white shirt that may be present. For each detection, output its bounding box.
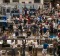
[17,18,19,20]
[11,41,16,48]
[45,25,49,29]
[53,22,55,28]
[13,33,16,38]
[13,25,17,30]
[17,40,22,45]
[33,41,38,48]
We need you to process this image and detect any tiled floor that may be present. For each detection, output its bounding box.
[2,51,54,56]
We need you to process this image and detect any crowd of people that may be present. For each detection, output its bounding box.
[0,6,60,56]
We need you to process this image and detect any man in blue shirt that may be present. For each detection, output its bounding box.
[43,43,49,49]
[42,39,49,56]
[38,16,42,23]
[43,27,47,33]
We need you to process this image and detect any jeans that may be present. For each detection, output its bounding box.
[11,48,16,56]
[53,48,56,56]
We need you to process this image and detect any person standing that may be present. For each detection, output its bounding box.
[57,41,60,56]
[53,39,58,56]
[22,40,26,56]
[26,29,31,38]
[18,24,23,34]
[11,40,16,56]
[42,39,49,56]
[11,46,16,56]
[2,32,8,40]
[28,42,33,56]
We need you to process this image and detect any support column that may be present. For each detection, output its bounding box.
[19,0,20,3]
[0,0,3,4]
[10,0,12,3]
[49,2,52,9]
[40,0,44,9]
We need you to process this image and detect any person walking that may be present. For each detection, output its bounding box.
[42,39,49,56]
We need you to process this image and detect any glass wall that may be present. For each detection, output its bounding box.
[44,0,60,8]
[3,0,10,3]
[44,0,50,8]
[13,0,19,2]
[34,0,40,3]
